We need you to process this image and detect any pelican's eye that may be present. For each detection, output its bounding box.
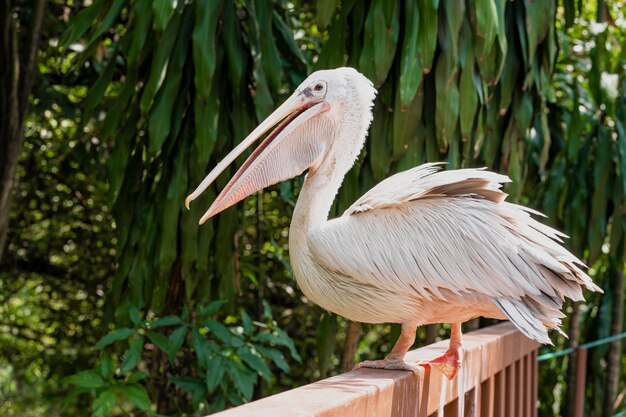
[313,83,324,92]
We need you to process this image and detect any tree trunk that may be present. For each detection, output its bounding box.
[425,324,438,345]
[603,266,625,417]
[340,321,361,372]
[0,0,46,263]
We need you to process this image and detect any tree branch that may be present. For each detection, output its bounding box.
[18,0,46,124]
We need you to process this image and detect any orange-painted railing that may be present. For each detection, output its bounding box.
[212,322,539,417]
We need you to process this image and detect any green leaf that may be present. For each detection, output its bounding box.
[588,127,612,263]
[241,311,253,334]
[472,0,498,58]
[129,306,141,326]
[368,96,392,181]
[459,21,478,140]
[315,313,337,378]
[358,0,399,87]
[205,320,231,344]
[92,388,117,417]
[222,1,246,95]
[398,0,421,107]
[147,331,170,354]
[434,48,459,152]
[192,327,214,366]
[199,300,226,317]
[237,346,272,381]
[194,78,220,167]
[153,0,177,32]
[273,328,301,363]
[524,0,552,69]
[171,376,207,408]
[497,33,520,113]
[83,0,126,48]
[317,0,337,29]
[120,336,144,374]
[65,370,106,388]
[314,11,347,70]
[256,0,283,93]
[126,371,149,383]
[60,0,106,49]
[255,329,301,363]
[171,376,205,393]
[100,355,114,380]
[205,355,226,393]
[417,0,439,72]
[167,326,188,361]
[272,11,307,69]
[192,0,221,98]
[96,328,136,349]
[255,345,290,373]
[444,0,465,60]
[150,315,183,329]
[127,0,153,64]
[226,360,257,401]
[121,383,152,411]
[82,46,118,123]
[139,9,181,114]
[147,11,192,153]
[209,396,227,414]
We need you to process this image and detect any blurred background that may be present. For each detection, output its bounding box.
[0,0,624,416]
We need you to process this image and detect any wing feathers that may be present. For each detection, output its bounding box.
[495,299,553,344]
[308,163,601,343]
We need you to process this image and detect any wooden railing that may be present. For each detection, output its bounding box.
[212,322,539,417]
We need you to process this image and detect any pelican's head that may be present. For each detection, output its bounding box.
[186,67,377,224]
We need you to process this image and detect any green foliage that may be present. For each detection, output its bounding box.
[65,301,299,415]
[534,2,626,415]
[2,0,625,416]
[0,5,116,412]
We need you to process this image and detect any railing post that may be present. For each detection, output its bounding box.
[572,347,588,417]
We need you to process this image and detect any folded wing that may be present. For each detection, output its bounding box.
[308,164,600,343]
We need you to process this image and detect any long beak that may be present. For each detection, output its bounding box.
[186,92,331,224]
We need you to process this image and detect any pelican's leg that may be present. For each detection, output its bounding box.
[354,324,423,376]
[422,322,464,380]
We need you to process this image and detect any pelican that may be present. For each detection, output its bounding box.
[186,67,601,379]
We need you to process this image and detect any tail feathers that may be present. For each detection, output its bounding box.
[495,298,555,345]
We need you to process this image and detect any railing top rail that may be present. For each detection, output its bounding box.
[211,322,539,417]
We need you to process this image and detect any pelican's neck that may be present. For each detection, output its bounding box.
[292,158,346,232]
[291,118,367,234]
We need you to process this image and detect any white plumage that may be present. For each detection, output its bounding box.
[186,68,602,378]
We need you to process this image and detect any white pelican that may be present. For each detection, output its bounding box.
[185,68,601,379]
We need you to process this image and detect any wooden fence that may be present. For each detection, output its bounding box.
[212,322,540,417]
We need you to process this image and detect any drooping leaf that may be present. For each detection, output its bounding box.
[398,0,422,107]
[153,0,177,33]
[417,0,439,72]
[237,346,272,381]
[121,383,152,412]
[205,355,225,393]
[92,388,117,417]
[167,326,188,361]
[205,319,232,344]
[96,328,136,349]
[316,0,337,30]
[120,336,144,374]
[150,315,183,329]
[255,345,290,373]
[65,370,106,388]
[226,360,257,401]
